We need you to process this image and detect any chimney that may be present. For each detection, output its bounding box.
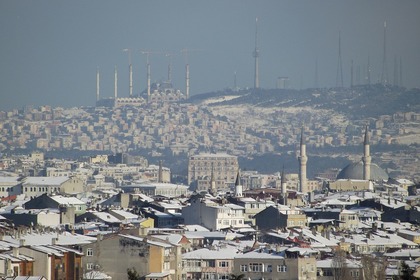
[19,239,25,247]
[12,247,19,257]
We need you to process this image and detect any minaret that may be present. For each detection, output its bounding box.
[114,65,118,99]
[281,166,287,204]
[185,64,190,99]
[350,59,354,88]
[298,127,307,193]
[129,64,133,97]
[336,31,343,87]
[253,17,260,89]
[362,126,371,180]
[210,164,216,194]
[381,21,388,85]
[147,63,151,101]
[234,170,243,197]
[158,160,163,183]
[96,68,100,102]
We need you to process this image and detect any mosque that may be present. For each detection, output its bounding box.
[336,126,389,181]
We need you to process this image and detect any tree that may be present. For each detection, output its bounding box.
[399,261,419,280]
[331,247,351,280]
[361,254,375,280]
[229,274,245,280]
[127,267,141,280]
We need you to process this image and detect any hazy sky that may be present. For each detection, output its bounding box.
[1,0,419,110]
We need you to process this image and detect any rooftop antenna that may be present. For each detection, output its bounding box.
[381,21,388,85]
[393,55,398,86]
[314,57,319,89]
[114,65,118,99]
[336,31,343,87]
[96,67,100,102]
[253,17,260,89]
[367,55,371,85]
[399,56,403,87]
[123,48,133,96]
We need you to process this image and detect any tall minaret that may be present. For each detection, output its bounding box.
[381,21,388,85]
[234,170,243,197]
[185,64,190,99]
[114,65,118,99]
[281,166,287,204]
[96,68,100,102]
[147,63,151,101]
[253,17,260,89]
[129,64,133,97]
[210,164,216,194]
[158,160,163,183]
[298,127,307,193]
[362,126,371,180]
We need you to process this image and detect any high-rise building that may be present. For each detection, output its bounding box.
[188,153,238,191]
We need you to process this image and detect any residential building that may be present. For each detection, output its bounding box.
[254,206,307,230]
[188,153,238,190]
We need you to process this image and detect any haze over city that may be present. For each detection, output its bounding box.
[1,0,420,110]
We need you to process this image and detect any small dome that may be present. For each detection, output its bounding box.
[336,160,389,181]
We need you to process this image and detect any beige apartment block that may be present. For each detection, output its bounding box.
[188,153,238,190]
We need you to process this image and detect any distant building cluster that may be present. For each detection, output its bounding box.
[0,146,418,279]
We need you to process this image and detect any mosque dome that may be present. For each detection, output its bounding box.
[336,160,389,181]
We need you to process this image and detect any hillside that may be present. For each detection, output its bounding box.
[189,84,420,119]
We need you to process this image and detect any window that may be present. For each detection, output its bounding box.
[266,264,272,272]
[218,261,229,267]
[249,263,263,272]
[240,264,248,272]
[277,265,287,272]
[86,248,93,256]
[86,263,94,270]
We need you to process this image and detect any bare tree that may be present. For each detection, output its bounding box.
[361,254,388,280]
[361,254,375,280]
[332,247,352,280]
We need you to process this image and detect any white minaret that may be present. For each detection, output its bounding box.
[281,166,287,195]
[147,63,151,101]
[298,127,307,193]
[129,64,133,97]
[210,164,216,194]
[185,64,190,99]
[235,170,243,197]
[158,160,163,183]
[362,125,371,180]
[96,68,100,102]
[114,65,118,99]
